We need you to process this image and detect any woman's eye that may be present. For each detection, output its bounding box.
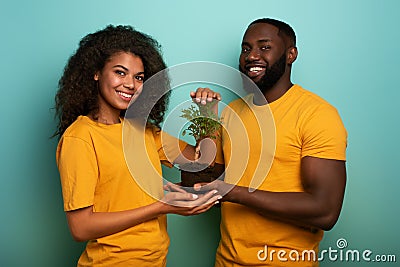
[135,75,144,82]
[115,70,126,76]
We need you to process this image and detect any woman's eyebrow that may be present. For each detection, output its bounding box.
[113,64,129,71]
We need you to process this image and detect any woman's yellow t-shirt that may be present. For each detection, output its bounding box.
[56,116,185,267]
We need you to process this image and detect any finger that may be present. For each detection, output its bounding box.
[214,92,222,101]
[193,181,217,192]
[189,190,219,206]
[173,191,215,208]
[207,90,220,102]
[164,182,187,193]
[193,87,204,103]
[163,182,174,191]
[193,182,207,191]
[193,182,215,193]
[200,89,210,105]
[165,192,199,204]
[193,87,207,105]
[192,200,220,214]
[203,194,222,205]
[205,90,214,103]
[190,90,202,104]
[176,194,221,214]
[204,88,220,102]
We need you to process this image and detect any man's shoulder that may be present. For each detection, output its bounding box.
[221,95,254,119]
[292,84,337,111]
[293,85,328,102]
[226,94,253,108]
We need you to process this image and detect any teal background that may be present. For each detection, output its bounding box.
[1,0,399,266]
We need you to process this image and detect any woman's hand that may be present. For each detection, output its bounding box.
[161,182,222,215]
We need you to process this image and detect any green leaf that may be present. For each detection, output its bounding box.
[180,104,223,141]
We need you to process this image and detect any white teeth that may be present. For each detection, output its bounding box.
[118,92,133,98]
[249,67,264,72]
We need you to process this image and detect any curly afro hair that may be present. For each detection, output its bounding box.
[54,25,170,138]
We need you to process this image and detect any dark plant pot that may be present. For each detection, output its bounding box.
[180,163,225,188]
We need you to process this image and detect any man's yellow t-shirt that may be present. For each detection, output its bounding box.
[215,85,347,267]
[56,116,185,267]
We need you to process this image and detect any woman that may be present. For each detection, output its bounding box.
[54,25,221,266]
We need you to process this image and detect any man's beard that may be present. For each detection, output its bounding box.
[240,52,286,95]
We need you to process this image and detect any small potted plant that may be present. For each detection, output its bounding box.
[179,103,224,187]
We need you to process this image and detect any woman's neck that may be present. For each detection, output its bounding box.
[88,111,121,125]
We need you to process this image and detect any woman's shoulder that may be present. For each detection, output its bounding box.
[62,116,94,140]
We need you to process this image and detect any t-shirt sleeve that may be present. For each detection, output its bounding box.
[56,136,98,211]
[153,129,188,168]
[301,105,348,160]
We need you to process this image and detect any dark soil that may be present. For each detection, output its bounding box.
[180,163,225,187]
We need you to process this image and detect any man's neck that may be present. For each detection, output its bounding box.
[264,82,293,103]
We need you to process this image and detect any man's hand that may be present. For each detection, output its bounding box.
[190,87,221,106]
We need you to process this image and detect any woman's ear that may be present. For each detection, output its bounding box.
[94,72,99,81]
[287,47,298,65]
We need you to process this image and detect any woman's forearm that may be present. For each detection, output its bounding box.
[66,201,167,242]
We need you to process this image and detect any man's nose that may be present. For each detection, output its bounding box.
[246,49,260,61]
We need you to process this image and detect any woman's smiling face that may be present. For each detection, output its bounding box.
[94,52,145,117]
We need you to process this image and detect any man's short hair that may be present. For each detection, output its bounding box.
[249,18,296,47]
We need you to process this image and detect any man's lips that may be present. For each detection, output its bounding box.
[246,66,266,79]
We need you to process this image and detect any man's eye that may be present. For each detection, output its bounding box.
[261,46,271,51]
[241,47,250,53]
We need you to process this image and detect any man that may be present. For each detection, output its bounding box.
[194,18,347,266]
